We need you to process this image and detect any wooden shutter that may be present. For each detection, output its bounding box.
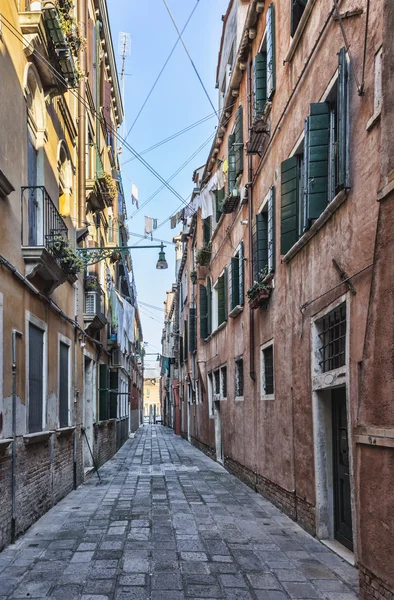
[228,133,236,194]
[99,363,109,421]
[266,3,276,100]
[217,274,225,326]
[59,342,69,428]
[104,80,112,135]
[268,187,276,272]
[306,102,329,221]
[230,257,240,310]
[179,335,183,363]
[239,241,244,305]
[291,0,307,37]
[337,47,349,191]
[28,323,44,433]
[189,308,197,352]
[199,285,208,339]
[281,156,299,255]
[184,319,188,361]
[109,370,118,419]
[252,212,268,280]
[87,17,94,91]
[207,278,212,336]
[203,217,211,245]
[234,106,244,176]
[254,52,267,118]
[223,267,228,321]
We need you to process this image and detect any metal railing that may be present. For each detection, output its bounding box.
[21,186,68,253]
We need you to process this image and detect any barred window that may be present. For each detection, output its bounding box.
[318,303,346,373]
[235,357,244,398]
[261,343,274,397]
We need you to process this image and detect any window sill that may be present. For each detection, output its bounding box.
[284,0,317,64]
[261,394,275,401]
[282,189,348,263]
[366,108,381,132]
[235,396,244,402]
[55,426,76,437]
[229,305,244,318]
[0,438,13,451]
[23,431,53,445]
[210,321,227,337]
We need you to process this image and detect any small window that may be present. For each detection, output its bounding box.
[214,370,220,397]
[291,0,308,37]
[253,187,275,280]
[235,357,244,398]
[318,303,346,373]
[59,341,70,427]
[230,242,244,312]
[28,322,45,433]
[220,366,227,399]
[261,343,274,398]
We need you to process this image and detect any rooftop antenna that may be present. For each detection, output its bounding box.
[118,32,131,162]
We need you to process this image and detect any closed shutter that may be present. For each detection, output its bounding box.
[207,278,212,336]
[230,257,240,310]
[239,241,244,305]
[252,213,268,281]
[203,217,211,245]
[228,133,236,194]
[28,323,44,433]
[223,267,228,321]
[104,80,112,133]
[217,274,225,326]
[189,308,197,352]
[280,156,299,255]
[268,186,276,272]
[99,363,109,421]
[59,342,69,428]
[291,0,307,37]
[179,335,183,363]
[266,3,276,100]
[109,370,118,419]
[234,106,244,176]
[254,52,267,118]
[87,17,94,91]
[306,102,329,221]
[337,47,349,191]
[184,319,188,361]
[199,285,208,339]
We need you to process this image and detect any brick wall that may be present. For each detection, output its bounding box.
[0,448,12,551]
[359,564,394,600]
[94,420,117,468]
[53,432,74,504]
[190,435,216,461]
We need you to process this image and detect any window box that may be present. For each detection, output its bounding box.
[248,287,271,309]
[221,190,240,214]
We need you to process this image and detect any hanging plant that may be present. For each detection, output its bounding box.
[190,270,197,284]
[196,241,212,266]
[98,172,118,204]
[49,234,84,275]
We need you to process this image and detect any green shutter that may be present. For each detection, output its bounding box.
[291,0,307,37]
[306,102,329,221]
[230,257,240,311]
[268,186,276,272]
[223,267,228,321]
[199,285,208,339]
[203,217,211,244]
[217,274,225,326]
[207,278,212,335]
[184,319,188,361]
[234,106,244,176]
[179,335,183,363]
[99,363,109,421]
[109,370,118,419]
[337,47,349,191]
[239,241,244,305]
[189,308,196,352]
[280,156,299,255]
[266,3,276,100]
[228,133,236,194]
[254,52,267,118]
[252,212,268,280]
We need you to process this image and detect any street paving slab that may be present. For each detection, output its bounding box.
[0,426,359,599]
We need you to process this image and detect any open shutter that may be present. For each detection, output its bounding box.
[281,156,299,255]
[223,267,228,320]
[217,275,225,326]
[291,0,307,37]
[87,18,94,91]
[203,217,211,245]
[230,258,240,310]
[266,3,276,100]
[200,285,208,339]
[268,186,276,272]
[104,80,112,132]
[179,335,183,363]
[99,363,109,421]
[189,308,196,352]
[252,212,268,280]
[239,241,244,305]
[234,106,244,176]
[228,133,236,194]
[306,102,329,221]
[337,47,349,191]
[207,278,212,336]
[254,52,267,118]
[109,370,118,419]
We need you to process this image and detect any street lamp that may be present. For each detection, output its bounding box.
[156,243,168,270]
[76,244,168,268]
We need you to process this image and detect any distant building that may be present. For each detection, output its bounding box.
[143,377,160,423]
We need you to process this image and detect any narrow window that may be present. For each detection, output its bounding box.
[28,323,44,433]
[291,0,308,37]
[214,370,220,397]
[220,366,227,399]
[59,342,69,428]
[318,303,347,373]
[261,344,274,397]
[235,358,244,398]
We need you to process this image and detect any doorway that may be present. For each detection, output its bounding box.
[83,357,94,469]
[214,401,223,464]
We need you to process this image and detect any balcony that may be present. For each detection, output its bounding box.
[19,0,79,91]
[221,189,240,214]
[84,286,107,333]
[87,172,118,213]
[21,186,76,293]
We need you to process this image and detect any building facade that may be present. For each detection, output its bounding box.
[0,0,143,550]
[162,0,393,597]
[143,377,160,424]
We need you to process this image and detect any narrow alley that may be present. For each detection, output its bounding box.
[0,427,358,600]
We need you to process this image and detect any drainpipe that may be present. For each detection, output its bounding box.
[247,61,256,381]
[78,0,87,227]
[96,18,102,176]
[11,329,23,543]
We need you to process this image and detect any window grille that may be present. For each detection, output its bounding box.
[235,358,244,397]
[263,345,274,395]
[221,366,227,399]
[318,303,346,373]
[214,370,220,396]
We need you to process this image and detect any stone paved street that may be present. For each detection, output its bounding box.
[0,426,359,600]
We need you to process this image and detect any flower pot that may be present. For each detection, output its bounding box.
[197,265,208,280]
[248,288,271,309]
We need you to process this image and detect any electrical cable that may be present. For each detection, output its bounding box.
[138,301,165,312]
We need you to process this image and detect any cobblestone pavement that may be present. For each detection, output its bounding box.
[0,426,359,600]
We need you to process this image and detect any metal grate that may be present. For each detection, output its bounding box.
[263,345,274,395]
[235,358,244,397]
[318,303,346,373]
[214,370,220,396]
[221,366,227,398]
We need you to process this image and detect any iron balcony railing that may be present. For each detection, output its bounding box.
[21,186,68,254]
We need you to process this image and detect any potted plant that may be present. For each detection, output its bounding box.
[247,267,273,309]
[196,241,212,267]
[190,270,197,285]
[49,234,84,275]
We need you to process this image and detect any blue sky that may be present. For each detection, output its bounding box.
[108,0,228,368]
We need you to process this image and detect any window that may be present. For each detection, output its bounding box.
[59,340,70,428]
[228,106,244,195]
[280,48,349,255]
[203,217,211,245]
[189,308,197,353]
[184,319,188,361]
[213,370,220,398]
[213,269,228,330]
[253,2,275,119]
[230,242,245,312]
[220,366,227,399]
[207,372,214,417]
[99,363,109,421]
[373,47,382,114]
[252,187,276,280]
[235,357,244,398]
[146,388,150,397]
[109,370,118,419]
[318,303,346,373]
[261,342,274,398]
[291,0,308,37]
[28,322,45,433]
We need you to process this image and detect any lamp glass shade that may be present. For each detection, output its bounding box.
[156,244,168,269]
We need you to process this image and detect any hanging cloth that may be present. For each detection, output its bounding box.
[153,218,158,230]
[170,215,177,229]
[201,188,213,219]
[132,183,139,209]
[145,216,153,240]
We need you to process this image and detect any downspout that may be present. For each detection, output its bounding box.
[96,19,102,176]
[77,0,87,227]
[247,61,256,382]
[11,329,23,543]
